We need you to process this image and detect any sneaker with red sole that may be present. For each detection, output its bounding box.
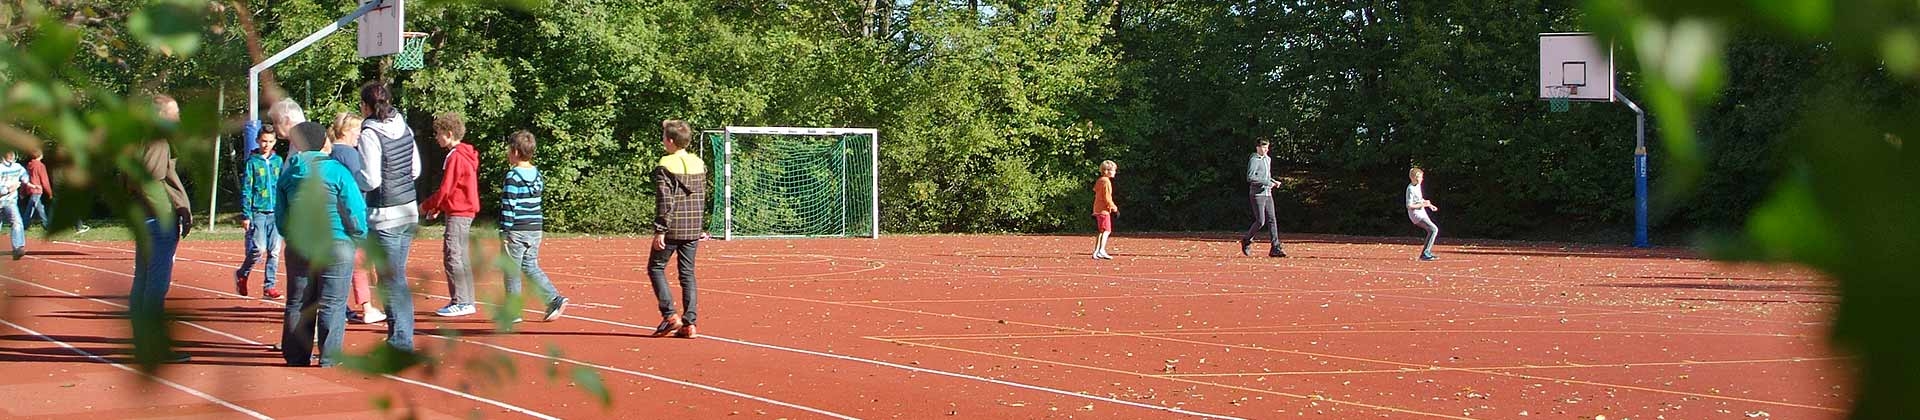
[233,274,249,297]
[651,315,683,337]
[262,287,283,299]
[674,323,698,339]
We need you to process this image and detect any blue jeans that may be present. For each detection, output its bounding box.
[25,194,48,230]
[647,239,699,325]
[1,200,21,250]
[503,230,562,307]
[236,212,281,289]
[373,223,417,351]
[130,217,181,358]
[281,241,352,367]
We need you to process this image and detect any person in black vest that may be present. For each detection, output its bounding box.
[355,81,421,351]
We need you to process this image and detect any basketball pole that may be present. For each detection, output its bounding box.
[208,85,223,233]
[247,0,382,125]
[1615,87,1649,248]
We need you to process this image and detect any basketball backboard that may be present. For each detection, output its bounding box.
[1539,32,1614,102]
[358,0,404,58]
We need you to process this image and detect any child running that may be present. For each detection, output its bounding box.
[649,120,706,339]
[1090,160,1118,260]
[500,130,569,322]
[328,112,385,324]
[423,112,480,318]
[1406,167,1440,261]
[235,125,283,297]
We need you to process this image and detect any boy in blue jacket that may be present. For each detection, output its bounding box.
[236,125,284,298]
[276,122,367,367]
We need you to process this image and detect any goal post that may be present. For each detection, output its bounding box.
[709,126,879,240]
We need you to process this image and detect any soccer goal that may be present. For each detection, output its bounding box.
[705,126,879,239]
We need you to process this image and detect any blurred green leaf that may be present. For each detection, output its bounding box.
[282,169,334,263]
[1881,27,1920,76]
[543,346,563,379]
[372,394,393,412]
[1632,17,1728,101]
[125,0,206,57]
[1719,173,1840,264]
[462,352,517,385]
[570,366,612,407]
[24,20,78,77]
[338,341,432,375]
[1753,0,1832,36]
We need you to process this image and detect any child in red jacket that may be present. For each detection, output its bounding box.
[423,112,481,317]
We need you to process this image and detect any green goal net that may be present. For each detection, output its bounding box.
[708,127,878,239]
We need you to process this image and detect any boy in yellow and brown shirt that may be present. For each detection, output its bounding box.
[649,120,707,338]
[1091,160,1118,260]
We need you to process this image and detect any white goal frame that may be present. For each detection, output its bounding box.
[716,126,880,240]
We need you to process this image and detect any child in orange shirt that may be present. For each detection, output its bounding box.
[1091,160,1118,260]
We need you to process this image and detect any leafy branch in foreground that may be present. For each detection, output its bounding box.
[1584,1,1919,418]
[3,0,613,411]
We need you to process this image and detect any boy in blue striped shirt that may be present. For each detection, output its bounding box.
[0,151,27,259]
[500,130,568,321]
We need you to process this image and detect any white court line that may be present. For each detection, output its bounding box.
[61,240,1246,419]
[547,310,1248,420]
[28,248,858,420]
[0,318,275,420]
[8,262,565,420]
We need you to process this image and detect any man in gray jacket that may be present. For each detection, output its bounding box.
[1240,140,1286,257]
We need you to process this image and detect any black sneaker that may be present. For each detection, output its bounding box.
[10,248,22,260]
[543,297,569,322]
[1419,254,1439,261]
[1239,239,1252,256]
[1268,249,1287,258]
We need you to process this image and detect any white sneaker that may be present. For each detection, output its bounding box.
[434,303,476,317]
[361,306,388,324]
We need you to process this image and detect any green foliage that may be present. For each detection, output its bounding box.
[544,159,653,233]
[25,0,1857,241]
[2,0,224,373]
[338,342,433,375]
[570,366,611,407]
[1584,1,1920,418]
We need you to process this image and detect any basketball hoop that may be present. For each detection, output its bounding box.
[1547,85,1576,112]
[394,32,428,71]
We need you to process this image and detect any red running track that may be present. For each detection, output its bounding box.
[0,233,1848,419]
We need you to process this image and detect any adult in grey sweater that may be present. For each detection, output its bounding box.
[1239,140,1286,257]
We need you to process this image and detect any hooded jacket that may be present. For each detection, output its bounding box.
[422,142,479,218]
[276,151,368,243]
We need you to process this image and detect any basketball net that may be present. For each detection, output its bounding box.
[1548,85,1577,112]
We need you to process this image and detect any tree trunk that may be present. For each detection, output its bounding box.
[863,0,876,38]
[877,0,892,38]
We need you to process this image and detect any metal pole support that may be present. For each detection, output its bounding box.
[1616,88,1650,248]
[248,0,382,124]
[209,86,224,233]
